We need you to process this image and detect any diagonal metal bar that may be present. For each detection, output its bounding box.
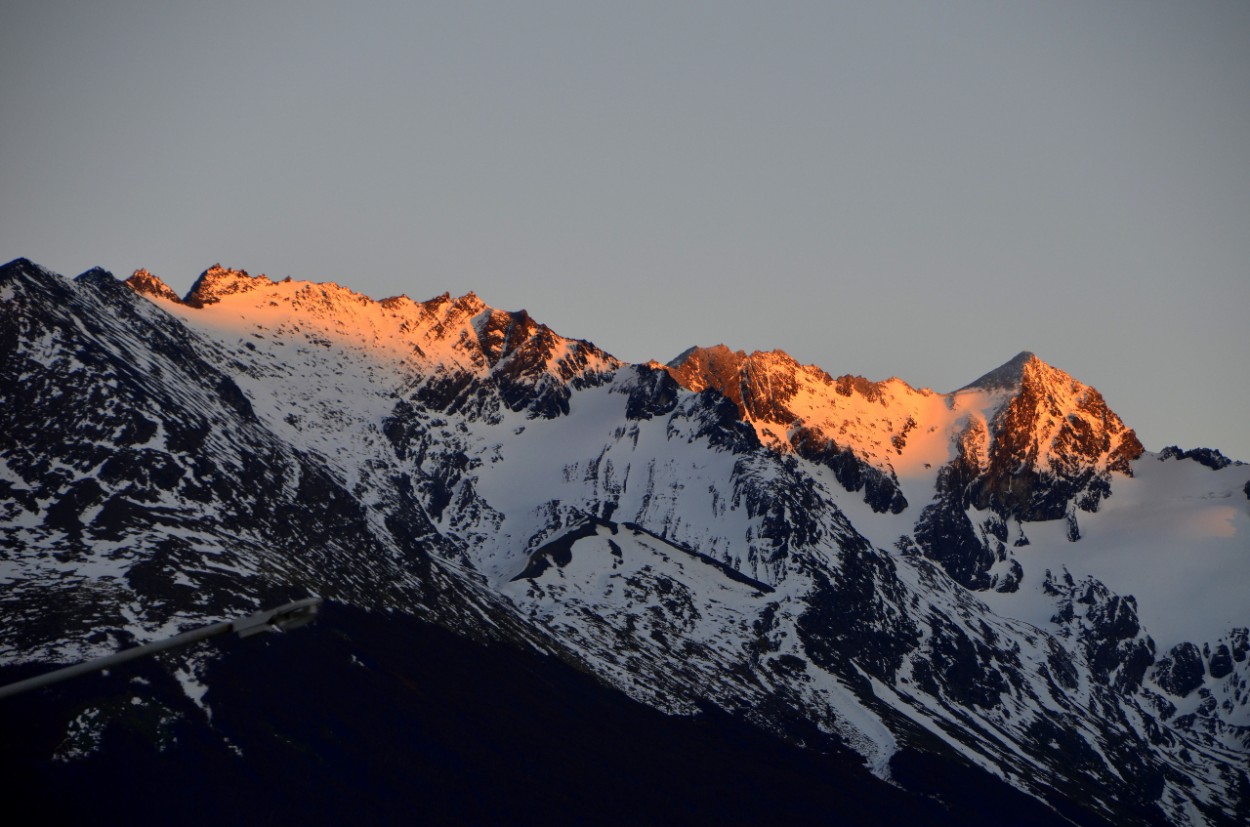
[0,597,322,700]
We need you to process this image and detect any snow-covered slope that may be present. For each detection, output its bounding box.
[2,258,1247,826]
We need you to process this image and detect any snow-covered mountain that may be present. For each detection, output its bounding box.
[2,258,1247,826]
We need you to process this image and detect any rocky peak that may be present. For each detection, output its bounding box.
[447,291,486,317]
[961,353,1145,520]
[418,291,453,310]
[666,345,748,405]
[0,258,69,293]
[915,353,1150,590]
[184,264,271,307]
[378,293,418,312]
[472,307,540,368]
[959,350,1037,392]
[662,345,908,513]
[0,257,37,282]
[124,268,182,303]
[412,291,490,341]
[1000,355,1142,470]
[71,267,117,288]
[666,346,892,423]
[664,345,818,429]
[380,291,622,419]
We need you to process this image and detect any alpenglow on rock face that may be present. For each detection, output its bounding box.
[2,258,1248,827]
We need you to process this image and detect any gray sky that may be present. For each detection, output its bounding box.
[3,1,1248,459]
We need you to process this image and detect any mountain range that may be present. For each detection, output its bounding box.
[1,258,1247,825]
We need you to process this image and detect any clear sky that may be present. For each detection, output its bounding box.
[3,1,1248,459]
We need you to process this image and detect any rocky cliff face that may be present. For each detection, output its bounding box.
[1,258,1247,826]
[964,352,1144,520]
[665,345,912,513]
[910,352,1146,591]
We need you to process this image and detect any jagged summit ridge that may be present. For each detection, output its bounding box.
[660,344,916,513]
[119,264,622,422]
[119,262,1146,519]
[19,259,1140,502]
[658,343,1147,522]
[182,263,264,306]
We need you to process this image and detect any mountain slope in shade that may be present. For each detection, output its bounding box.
[1,258,1248,826]
[960,349,1038,391]
[0,602,1086,827]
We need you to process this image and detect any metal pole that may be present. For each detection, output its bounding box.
[0,597,322,701]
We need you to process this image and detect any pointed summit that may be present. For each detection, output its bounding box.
[959,351,1037,392]
[0,256,36,276]
[0,258,62,293]
[125,268,182,303]
[665,345,747,397]
[958,352,1145,520]
[184,264,272,307]
[667,344,735,370]
[72,266,117,287]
